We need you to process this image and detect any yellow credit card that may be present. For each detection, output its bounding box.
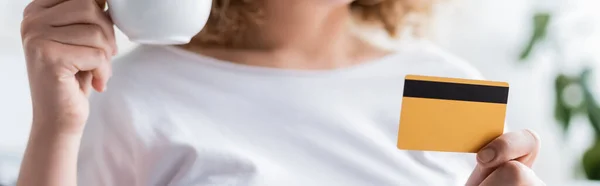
[397,75,509,153]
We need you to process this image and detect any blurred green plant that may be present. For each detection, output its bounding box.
[520,13,551,60]
[520,12,600,180]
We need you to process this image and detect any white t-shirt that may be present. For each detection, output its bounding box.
[78,40,482,186]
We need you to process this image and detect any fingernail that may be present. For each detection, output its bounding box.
[478,148,496,163]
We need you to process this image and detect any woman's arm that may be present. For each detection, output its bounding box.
[18,127,83,186]
[17,0,116,185]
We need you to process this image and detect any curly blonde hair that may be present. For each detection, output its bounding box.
[191,0,432,48]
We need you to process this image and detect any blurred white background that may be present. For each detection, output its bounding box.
[1,0,600,185]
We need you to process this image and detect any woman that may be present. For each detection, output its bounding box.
[17,0,544,185]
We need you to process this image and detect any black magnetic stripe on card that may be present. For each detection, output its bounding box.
[403,79,509,104]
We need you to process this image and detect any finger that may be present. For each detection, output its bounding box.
[44,24,113,59]
[104,12,118,55]
[34,0,106,8]
[50,43,109,74]
[91,58,111,92]
[76,71,94,96]
[23,40,109,79]
[479,161,545,186]
[32,0,69,8]
[477,130,541,168]
[43,0,105,25]
[466,130,541,186]
[466,164,488,186]
[39,0,115,50]
[59,44,111,93]
[23,2,44,19]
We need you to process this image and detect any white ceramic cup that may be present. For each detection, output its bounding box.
[107,0,212,45]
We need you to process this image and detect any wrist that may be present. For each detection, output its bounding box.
[30,119,86,138]
[28,126,83,145]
